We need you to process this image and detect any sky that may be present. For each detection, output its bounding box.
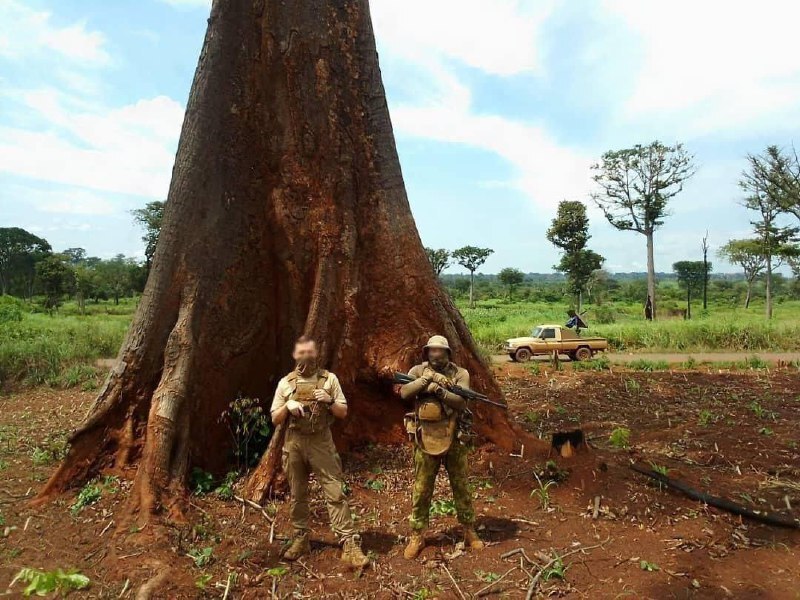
[2,0,800,275]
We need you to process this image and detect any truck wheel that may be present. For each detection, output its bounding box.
[575,347,592,361]
[567,351,577,361]
[514,348,532,362]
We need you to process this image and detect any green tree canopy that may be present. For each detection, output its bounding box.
[673,260,708,318]
[452,246,494,308]
[592,141,695,319]
[0,227,52,297]
[132,201,166,269]
[498,267,524,299]
[424,247,450,277]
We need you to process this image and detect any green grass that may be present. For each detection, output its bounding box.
[0,300,131,386]
[460,299,800,354]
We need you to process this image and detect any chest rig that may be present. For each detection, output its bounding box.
[406,362,459,456]
[286,370,333,434]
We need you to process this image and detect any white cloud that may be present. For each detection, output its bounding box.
[372,0,591,212]
[604,0,800,137]
[371,0,555,77]
[0,88,184,198]
[0,0,110,65]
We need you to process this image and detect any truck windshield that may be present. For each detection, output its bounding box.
[531,327,543,338]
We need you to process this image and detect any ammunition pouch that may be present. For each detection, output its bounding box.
[417,400,444,421]
[287,370,332,435]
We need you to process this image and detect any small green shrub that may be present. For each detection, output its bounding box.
[191,468,215,495]
[0,296,25,324]
[628,359,669,372]
[188,547,214,568]
[429,499,457,517]
[10,568,90,597]
[70,482,103,514]
[609,427,631,449]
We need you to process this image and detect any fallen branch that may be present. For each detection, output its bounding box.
[234,495,275,523]
[441,564,467,600]
[475,566,518,597]
[630,464,800,529]
[500,547,535,564]
[525,538,609,600]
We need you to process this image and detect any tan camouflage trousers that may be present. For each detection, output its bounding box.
[410,441,475,530]
[282,428,356,540]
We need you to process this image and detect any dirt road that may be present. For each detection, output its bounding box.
[493,350,800,365]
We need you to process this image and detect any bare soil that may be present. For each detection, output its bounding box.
[1,362,799,598]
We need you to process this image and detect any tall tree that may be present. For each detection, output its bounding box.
[591,141,696,320]
[35,254,72,313]
[424,247,450,277]
[701,232,710,310]
[498,267,524,299]
[740,147,799,319]
[62,248,87,265]
[132,201,166,270]
[546,200,604,311]
[452,246,494,308]
[672,261,707,319]
[41,1,525,521]
[0,227,52,297]
[717,239,766,308]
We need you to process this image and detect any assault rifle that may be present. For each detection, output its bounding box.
[392,372,508,410]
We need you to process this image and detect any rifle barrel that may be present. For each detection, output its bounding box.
[391,373,507,410]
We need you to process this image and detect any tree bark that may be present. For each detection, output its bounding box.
[469,270,475,309]
[38,0,527,519]
[745,279,753,309]
[645,231,656,320]
[766,254,773,319]
[686,288,691,319]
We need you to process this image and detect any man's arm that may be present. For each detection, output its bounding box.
[399,365,430,401]
[326,374,348,419]
[270,379,292,425]
[435,369,468,411]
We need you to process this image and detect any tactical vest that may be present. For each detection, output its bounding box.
[286,370,334,435]
[409,362,459,456]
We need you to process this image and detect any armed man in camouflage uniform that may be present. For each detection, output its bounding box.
[400,335,484,560]
[270,336,369,568]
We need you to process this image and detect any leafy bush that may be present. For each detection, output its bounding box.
[10,568,90,596]
[0,296,25,324]
[609,427,631,449]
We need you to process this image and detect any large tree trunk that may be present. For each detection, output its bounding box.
[645,231,656,320]
[745,278,753,309]
[38,0,524,521]
[765,254,773,319]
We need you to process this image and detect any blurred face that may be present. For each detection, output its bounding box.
[427,347,449,370]
[293,341,318,362]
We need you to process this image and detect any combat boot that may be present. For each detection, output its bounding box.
[341,534,370,569]
[283,532,310,561]
[464,526,485,550]
[403,530,426,560]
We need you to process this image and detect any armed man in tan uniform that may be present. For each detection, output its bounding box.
[270,336,368,568]
[400,335,485,560]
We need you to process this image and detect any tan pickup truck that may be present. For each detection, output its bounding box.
[503,324,608,362]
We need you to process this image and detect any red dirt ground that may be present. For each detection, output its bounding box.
[1,362,799,598]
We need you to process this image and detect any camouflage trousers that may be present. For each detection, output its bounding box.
[410,441,475,530]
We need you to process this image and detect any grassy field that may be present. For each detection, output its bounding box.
[2,295,800,388]
[460,298,800,353]
[0,297,132,388]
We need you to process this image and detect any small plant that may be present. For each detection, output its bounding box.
[640,560,660,572]
[628,359,669,372]
[682,356,698,369]
[623,378,641,395]
[219,396,271,470]
[697,409,715,427]
[10,568,90,597]
[541,552,568,581]
[475,570,500,583]
[215,471,238,500]
[0,459,8,471]
[759,427,774,436]
[364,478,385,491]
[191,468,215,495]
[413,589,433,600]
[70,482,103,514]
[609,427,631,449]
[650,462,669,477]
[266,566,288,578]
[531,475,555,510]
[750,401,766,419]
[429,499,457,517]
[524,410,540,425]
[527,362,541,376]
[746,355,768,370]
[195,574,213,590]
[188,547,214,568]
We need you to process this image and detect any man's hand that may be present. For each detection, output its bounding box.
[313,389,332,404]
[429,372,450,387]
[285,399,305,417]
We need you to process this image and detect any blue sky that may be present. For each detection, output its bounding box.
[2,0,800,275]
